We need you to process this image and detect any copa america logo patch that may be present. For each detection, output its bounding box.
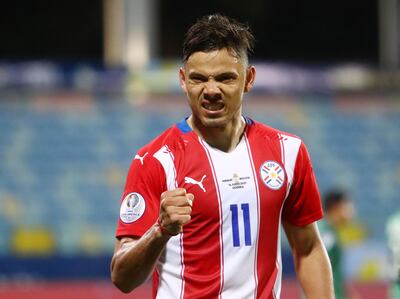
[120,192,146,223]
[260,161,285,190]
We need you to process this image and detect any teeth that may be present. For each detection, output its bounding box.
[203,102,224,111]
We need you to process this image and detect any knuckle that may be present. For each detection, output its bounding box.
[176,207,191,215]
[169,214,179,223]
[161,196,175,207]
[183,215,191,223]
[164,206,176,215]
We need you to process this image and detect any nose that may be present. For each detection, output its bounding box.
[204,80,221,99]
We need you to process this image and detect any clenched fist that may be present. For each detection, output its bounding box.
[158,188,194,236]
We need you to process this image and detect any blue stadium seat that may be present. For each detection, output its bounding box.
[0,96,398,254]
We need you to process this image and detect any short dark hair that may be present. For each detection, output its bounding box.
[182,14,255,63]
[323,189,350,212]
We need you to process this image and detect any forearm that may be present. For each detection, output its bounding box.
[111,223,170,293]
[294,239,334,299]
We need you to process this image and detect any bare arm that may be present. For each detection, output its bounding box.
[111,188,194,293]
[283,221,334,299]
[111,226,170,293]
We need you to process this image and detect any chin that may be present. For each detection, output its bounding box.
[199,116,228,129]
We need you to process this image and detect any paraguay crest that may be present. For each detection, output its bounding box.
[260,161,285,190]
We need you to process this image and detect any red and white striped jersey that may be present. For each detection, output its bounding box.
[116,117,323,299]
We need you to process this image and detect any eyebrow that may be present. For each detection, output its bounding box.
[214,72,238,80]
[188,72,207,79]
[188,71,238,79]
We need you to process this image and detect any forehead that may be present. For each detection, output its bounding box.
[185,48,246,74]
[336,200,353,209]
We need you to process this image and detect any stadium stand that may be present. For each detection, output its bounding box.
[0,94,398,256]
[0,65,398,299]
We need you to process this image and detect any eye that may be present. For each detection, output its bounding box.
[216,73,237,83]
[189,75,207,83]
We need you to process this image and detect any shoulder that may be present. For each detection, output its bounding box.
[125,123,186,185]
[247,118,305,160]
[247,117,302,143]
[135,123,185,157]
[247,117,311,175]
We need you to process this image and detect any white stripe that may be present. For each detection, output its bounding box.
[279,134,301,199]
[273,215,283,299]
[279,134,285,165]
[243,133,261,299]
[153,145,185,299]
[273,134,302,297]
[154,145,177,190]
[202,138,258,299]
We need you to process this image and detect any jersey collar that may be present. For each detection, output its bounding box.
[176,116,254,134]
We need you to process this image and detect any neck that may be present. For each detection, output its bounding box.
[188,114,246,152]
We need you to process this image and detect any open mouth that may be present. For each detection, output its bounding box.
[202,101,225,112]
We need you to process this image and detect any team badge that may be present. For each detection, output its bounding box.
[260,161,285,190]
[120,192,146,223]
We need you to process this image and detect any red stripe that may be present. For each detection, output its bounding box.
[152,269,159,298]
[251,132,287,298]
[174,134,222,299]
[199,138,225,298]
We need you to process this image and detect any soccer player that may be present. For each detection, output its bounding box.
[111,14,334,299]
[387,210,400,299]
[319,190,358,299]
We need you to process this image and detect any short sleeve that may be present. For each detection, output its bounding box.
[282,142,323,226]
[115,150,166,238]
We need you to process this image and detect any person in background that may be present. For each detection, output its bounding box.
[319,189,359,299]
[386,210,400,299]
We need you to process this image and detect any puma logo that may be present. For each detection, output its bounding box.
[134,152,148,165]
[184,175,207,192]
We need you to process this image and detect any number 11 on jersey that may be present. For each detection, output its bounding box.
[230,203,252,247]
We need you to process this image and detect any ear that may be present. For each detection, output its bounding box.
[244,66,256,93]
[179,67,187,93]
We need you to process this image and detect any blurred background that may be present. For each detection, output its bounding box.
[0,0,399,298]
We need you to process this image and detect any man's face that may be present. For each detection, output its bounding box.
[332,200,354,225]
[338,201,354,223]
[179,48,255,129]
